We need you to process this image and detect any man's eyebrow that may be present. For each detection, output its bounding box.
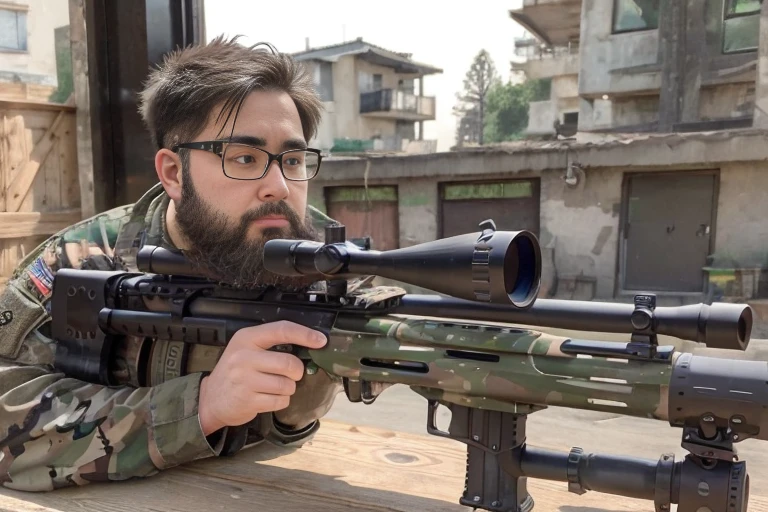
[225,135,307,152]
[227,135,266,146]
[281,139,308,151]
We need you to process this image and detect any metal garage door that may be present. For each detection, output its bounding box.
[325,186,400,250]
[621,171,718,293]
[439,179,540,238]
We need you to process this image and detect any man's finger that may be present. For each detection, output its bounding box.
[233,320,327,351]
[248,371,297,396]
[242,350,305,381]
[247,393,291,414]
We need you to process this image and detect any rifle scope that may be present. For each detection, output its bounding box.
[263,220,542,309]
[396,295,752,351]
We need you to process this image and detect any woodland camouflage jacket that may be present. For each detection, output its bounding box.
[0,183,338,491]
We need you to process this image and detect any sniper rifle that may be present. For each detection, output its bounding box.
[50,220,763,512]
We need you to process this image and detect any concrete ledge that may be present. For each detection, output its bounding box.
[318,129,768,183]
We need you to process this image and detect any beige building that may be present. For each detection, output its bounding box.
[0,0,71,102]
[292,38,443,154]
[511,0,763,138]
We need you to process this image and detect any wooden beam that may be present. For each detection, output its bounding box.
[4,110,64,212]
[0,209,81,239]
[69,0,97,219]
[0,99,75,112]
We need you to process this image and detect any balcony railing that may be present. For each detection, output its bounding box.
[360,89,436,120]
[514,37,579,60]
[522,0,578,6]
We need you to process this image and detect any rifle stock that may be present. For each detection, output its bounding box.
[49,220,764,512]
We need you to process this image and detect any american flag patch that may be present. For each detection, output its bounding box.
[27,256,54,298]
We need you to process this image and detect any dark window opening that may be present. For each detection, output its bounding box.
[612,0,660,33]
[563,112,579,125]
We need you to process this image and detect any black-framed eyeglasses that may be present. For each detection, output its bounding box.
[172,140,323,181]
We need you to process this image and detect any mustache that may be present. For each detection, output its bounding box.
[239,200,303,227]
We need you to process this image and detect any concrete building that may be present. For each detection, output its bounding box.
[511,0,764,138]
[292,38,443,155]
[510,0,581,137]
[0,0,72,102]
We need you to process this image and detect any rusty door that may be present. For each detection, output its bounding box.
[621,171,717,293]
[439,179,540,238]
[325,186,400,250]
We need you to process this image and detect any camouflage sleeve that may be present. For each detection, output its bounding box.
[0,365,225,491]
[0,219,227,491]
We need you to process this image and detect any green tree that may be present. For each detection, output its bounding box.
[453,49,499,146]
[483,76,551,143]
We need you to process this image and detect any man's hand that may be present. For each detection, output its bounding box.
[197,321,327,436]
[273,365,342,430]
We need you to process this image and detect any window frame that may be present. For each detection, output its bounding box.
[721,0,763,55]
[723,0,763,19]
[0,5,29,53]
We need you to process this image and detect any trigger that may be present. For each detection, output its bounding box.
[426,399,451,438]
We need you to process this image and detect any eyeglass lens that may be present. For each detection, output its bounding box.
[222,143,319,180]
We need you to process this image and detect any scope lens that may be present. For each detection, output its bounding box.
[504,234,540,307]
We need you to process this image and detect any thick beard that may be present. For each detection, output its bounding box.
[174,167,321,291]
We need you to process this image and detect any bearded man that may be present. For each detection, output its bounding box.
[0,36,344,491]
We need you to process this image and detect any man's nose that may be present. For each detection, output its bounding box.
[256,160,290,201]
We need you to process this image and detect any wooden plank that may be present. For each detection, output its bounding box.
[0,210,81,239]
[60,115,79,208]
[0,114,25,212]
[0,83,57,104]
[17,118,43,215]
[0,492,64,512]
[1,115,7,210]
[69,0,96,219]
[24,121,48,214]
[0,420,765,512]
[0,114,19,282]
[0,99,75,113]
[3,110,63,132]
[4,111,64,212]
[44,123,63,211]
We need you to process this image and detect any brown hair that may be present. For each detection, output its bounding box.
[138,35,323,150]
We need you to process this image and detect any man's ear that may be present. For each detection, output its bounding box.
[155,148,183,201]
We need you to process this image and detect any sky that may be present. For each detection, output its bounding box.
[204,0,528,152]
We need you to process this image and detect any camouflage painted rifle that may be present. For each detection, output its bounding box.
[50,221,764,512]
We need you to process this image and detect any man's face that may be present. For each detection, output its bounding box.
[172,89,320,290]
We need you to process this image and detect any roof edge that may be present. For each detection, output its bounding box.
[315,128,768,182]
[292,39,443,75]
[509,9,553,47]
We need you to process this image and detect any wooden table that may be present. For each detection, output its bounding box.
[1,420,767,512]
